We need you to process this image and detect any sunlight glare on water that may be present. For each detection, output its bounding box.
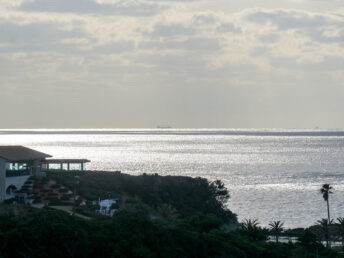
[0,129,343,228]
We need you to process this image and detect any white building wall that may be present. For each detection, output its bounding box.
[0,158,6,202]
[5,175,31,198]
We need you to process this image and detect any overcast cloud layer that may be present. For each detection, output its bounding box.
[0,0,343,128]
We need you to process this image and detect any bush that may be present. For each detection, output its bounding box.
[41,189,52,193]
[47,192,58,197]
[33,198,42,204]
[41,177,49,184]
[111,203,119,209]
[49,200,64,206]
[46,171,237,223]
[75,206,97,217]
[58,188,69,193]
[44,197,59,202]
[3,198,15,204]
[61,195,72,201]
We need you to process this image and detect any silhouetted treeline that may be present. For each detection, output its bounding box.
[0,207,340,258]
[47,171,236,223]
[0,171,342,257]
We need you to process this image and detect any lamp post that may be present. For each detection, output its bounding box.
[73,175,80,216]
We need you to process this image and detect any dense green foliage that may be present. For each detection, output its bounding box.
[0,173,342,257]
[0,207,341,258]
[47,171,236,223]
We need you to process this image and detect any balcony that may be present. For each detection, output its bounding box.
[6,170,31,177]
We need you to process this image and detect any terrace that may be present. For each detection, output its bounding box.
[41,159,90,172]
[0,146,91,202]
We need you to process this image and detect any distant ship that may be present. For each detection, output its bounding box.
[156,125,172,129]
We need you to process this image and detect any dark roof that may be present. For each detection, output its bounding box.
[41,159,90,163]
[0,146,52,161]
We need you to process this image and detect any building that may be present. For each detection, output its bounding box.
[98,198,118,216]
[0,146,90,202]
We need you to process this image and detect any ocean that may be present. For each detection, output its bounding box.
[1,129,344,228]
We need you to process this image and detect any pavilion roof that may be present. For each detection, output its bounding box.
[0,146,52,161]
[41,159,90,164]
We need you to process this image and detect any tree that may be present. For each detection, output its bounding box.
[240,219,268,241]
[320,184,333,225]
[268,221,284,243]
[336,217,344,247]
[241,219,259,231]
[320,184,333,248]
[157,204,179,221]
[316,218,333,248]
[298,229,319,250]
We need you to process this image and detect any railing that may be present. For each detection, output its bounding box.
[6,170,31,177]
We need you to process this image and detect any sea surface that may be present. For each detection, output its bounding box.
[1,128,344,228]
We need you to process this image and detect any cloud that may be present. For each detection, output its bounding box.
[216,22,242,34]
[250,46,270,57]
[247,9,328,29]
[90,41,136,54]
[0,22,83,44]
[140,37,221,52]
[192,13,217,25]
[0,4,344,128]
[270,55,344,71]
[149,23,195,38]
[0,21,90,55]
[18,0,164,16]
[246,9,344,44]
[256,33,280,43]
[149,0,201,2]
[0,20,138,56]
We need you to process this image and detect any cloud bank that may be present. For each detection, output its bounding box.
[0,0,343,128]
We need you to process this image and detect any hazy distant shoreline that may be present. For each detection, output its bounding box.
[0,128,344,136]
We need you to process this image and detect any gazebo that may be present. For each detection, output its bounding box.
[41,159,90,172]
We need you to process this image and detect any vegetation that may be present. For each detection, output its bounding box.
[320,184,333,248]
[241,218,259,231]
[239,219,268,242]
[1,172,343,257]
[46,171,237,223]
[0,206,341,258]
[320,184,333,223]
[337,217,344,246]
[316,218,333,248]
[269,221,284,243]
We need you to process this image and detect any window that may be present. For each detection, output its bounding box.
[8,162,28,171]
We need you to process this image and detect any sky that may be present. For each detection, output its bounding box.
[0,0,343,129]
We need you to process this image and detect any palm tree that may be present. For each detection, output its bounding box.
[320,184,333,225]
[241,218,268,241]
[337,217,344,247]
[316,218,333,248]
[269,221,284,243]
[241,218,259,230]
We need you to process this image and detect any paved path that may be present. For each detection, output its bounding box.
[50,205,92,220]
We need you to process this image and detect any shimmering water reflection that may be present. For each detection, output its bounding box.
[0,129,343,228]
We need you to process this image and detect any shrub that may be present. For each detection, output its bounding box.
[41,189,52,193]
[49,200,63,206]
[33,198,42,203]
[3,198,15,204]
[47,192,58,197]
[44,197,59,202]
[59,188,69,193]
[61,195,72,201]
